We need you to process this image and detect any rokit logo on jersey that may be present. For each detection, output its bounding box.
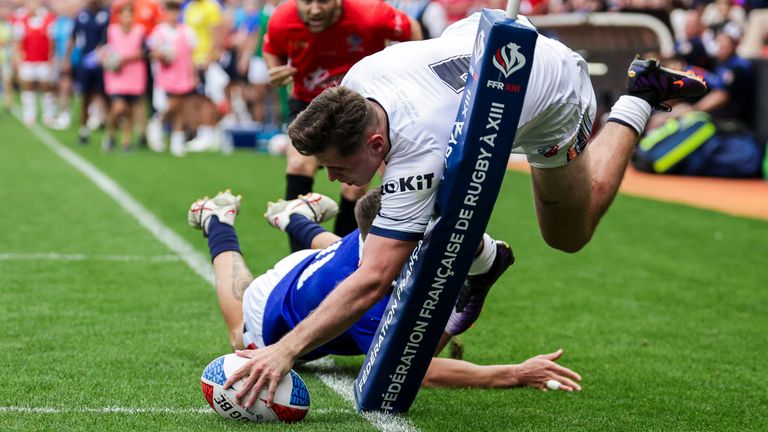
[381,173,436,195]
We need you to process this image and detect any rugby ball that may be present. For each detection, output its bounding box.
[200,353,310,423]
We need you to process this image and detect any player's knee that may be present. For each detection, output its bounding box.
[541,230,592,253]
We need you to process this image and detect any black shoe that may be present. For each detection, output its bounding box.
[626,58,708,111]
[447,241,514,335]
[78,127,89,145]
[101,136,114,153]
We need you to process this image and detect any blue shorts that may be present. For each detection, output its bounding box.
[75,66,104,95]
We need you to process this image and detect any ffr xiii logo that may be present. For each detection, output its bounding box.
[492,42,526,78]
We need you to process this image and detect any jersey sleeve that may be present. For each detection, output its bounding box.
[262,17,285,56]
[370,150,444,241]
[369,1,412,42]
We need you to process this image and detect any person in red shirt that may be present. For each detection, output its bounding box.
[14,1,56,126]
[264,0,422,252]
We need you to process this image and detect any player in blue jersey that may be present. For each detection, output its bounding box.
[62,0,109,144]
[188,190,582,392]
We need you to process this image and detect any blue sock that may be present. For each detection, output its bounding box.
[207,216,241,260]
[285,214,328,250]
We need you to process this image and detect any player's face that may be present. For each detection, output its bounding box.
[297,0,340,33]
[316,144,381,187]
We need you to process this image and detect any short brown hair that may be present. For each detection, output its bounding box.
[354,189,382,239]
[288,87,377,157]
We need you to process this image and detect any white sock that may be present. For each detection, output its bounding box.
[469,233,497,276]
[171,131,186,148]
[607,95,653,135]
[197,125,215,142]
[42,92,56,121]
[21,91,36,122]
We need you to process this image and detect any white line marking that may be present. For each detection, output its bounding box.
[0,406,350,416]
[304,359,418,432]
[19,117,215,286]
[18,117,417,432]
[0,252,181,262]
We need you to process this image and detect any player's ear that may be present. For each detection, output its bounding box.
[367,134,387,156]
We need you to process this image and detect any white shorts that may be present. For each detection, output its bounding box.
[247,57,269,85]
[241,249,317,349]
[18,61,54,83]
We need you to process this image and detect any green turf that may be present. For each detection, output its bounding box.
[1,111,766,431]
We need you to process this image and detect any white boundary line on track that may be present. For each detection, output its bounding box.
[0,252,181,262]
[17,116,418,432]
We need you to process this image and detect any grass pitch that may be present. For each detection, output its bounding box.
[0,111,766,431]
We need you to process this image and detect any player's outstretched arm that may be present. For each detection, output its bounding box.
[423,349,582,391]
[224,234,417,408]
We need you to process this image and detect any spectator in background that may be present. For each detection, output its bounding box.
[219,0,257,124]
[15,1,57,127]
[639,26,764,177]
[387,0,448,38]
[238,0,271,126]
[50,6,75,130]
[110,0,164,148]
[102,1,147,152]
[0,4,14,113]
[64,0,109,145]
[675,9,715,70]
[147,0,197,156]
[738,7,768,59]
[182,0,226,152]
[264,0,422,251]
[701,0,746,34]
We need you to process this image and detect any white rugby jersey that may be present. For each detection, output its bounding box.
[342,11,596,240]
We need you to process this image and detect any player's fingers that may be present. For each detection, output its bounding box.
[266,374,280,407]
[224,363,250,390]
[556,376,582,392]
[549,363,582,382]
[243,373,268,409]
[539,348,563,361]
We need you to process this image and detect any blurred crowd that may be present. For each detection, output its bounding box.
[0,0,765,160]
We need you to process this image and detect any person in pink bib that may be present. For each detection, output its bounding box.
[147,0,197,156]
[102,0,147,152]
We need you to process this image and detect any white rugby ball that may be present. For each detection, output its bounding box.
[200,353,310,423]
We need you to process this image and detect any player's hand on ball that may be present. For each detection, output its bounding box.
[224,344,296,409]
[515,349,582,392]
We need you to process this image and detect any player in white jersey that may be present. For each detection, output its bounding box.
[187,189,582,393]
[226,12,707,405]
[337,14,595,238]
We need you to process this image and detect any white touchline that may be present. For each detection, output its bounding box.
[19,117,419,432]
[0,252,181,262]
[0,406,350,415]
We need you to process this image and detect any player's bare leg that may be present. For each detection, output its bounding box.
[531,58,707,253]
